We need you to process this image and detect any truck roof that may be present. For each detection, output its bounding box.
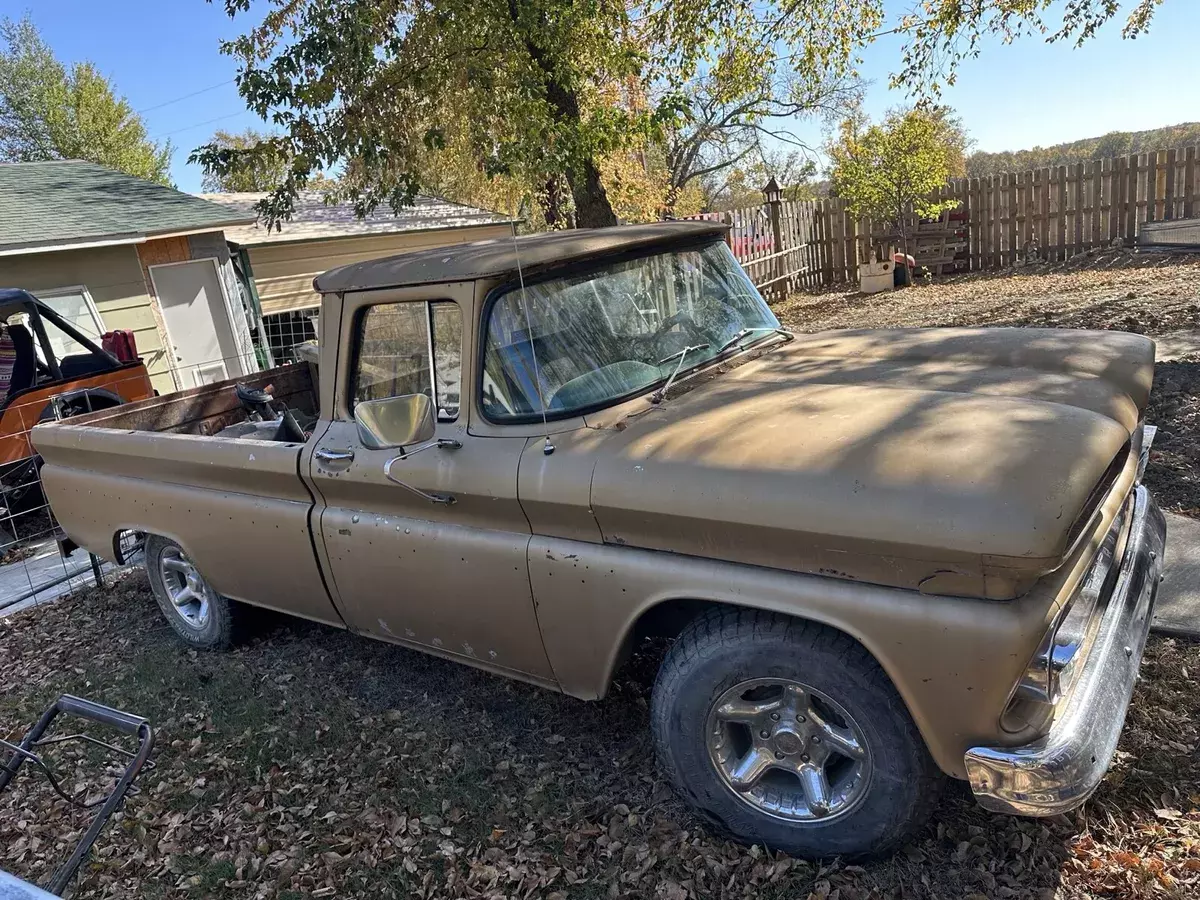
[312,221,728,294]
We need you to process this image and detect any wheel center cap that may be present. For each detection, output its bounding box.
[773,727,805,755]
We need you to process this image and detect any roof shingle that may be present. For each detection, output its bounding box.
[0,160,256,253]
[196,191,512,246]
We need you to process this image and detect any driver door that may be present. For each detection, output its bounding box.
[306,284,556,683]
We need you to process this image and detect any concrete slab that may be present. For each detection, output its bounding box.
[0,538,108,620]
[1154,329,1200,362]
[1153,511,1200,637]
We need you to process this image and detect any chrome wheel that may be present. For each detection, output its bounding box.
[706,677,871,822]
[158,547,212,629]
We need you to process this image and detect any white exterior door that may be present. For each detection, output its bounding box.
[150,259,246,388]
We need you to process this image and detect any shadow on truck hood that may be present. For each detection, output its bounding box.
[584,328,1154,599]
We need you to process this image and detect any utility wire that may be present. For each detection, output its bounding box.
[150,110,252,141]
[136,79,236,115]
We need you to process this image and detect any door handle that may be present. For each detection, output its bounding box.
[315,447,355,470]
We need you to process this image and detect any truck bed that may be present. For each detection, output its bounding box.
[55,363,317,436]
[31,362,342,627]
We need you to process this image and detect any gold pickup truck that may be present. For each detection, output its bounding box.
[32,222,1166,859]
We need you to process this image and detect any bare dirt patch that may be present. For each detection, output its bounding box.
[2,579,1198,899]
[774,251,1200,336]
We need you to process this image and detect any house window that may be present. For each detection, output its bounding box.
[352,300,462,421]
[35,286,105,360]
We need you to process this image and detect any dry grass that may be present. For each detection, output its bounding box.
[1,576,1198,899]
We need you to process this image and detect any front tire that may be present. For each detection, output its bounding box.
[650,608,943,859]
[145,535,240,650]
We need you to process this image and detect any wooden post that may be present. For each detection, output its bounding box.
[989,176,1001,269]
[1080,160,1089,254]
[1125,154,1138,243]
[1165,148,1178,220]
[1014,171,1026,261]
[1090,161,1102,250]
[1037,168,1050,260]
[966,177,978,270]
[1112,156,1124,243]
[832,199,847,283]
[1154,150,1168,221]
[1185,146,1197,221]
[1055,166,1067,262]
[763,180,785,298]
[1003,172,1012,264]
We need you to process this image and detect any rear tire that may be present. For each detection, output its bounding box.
[650,608,944,859]
[145,534,240,651]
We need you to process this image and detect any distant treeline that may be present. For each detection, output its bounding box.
[966,123,1200,177]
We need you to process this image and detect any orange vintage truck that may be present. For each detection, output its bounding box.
[31,223,1166,858]
[0,289,153,503]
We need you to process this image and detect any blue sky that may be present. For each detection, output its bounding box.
[3,0,1198,193]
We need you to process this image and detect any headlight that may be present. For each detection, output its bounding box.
[1014,489,1133,707]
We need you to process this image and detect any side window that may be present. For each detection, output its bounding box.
[352,300,462,421]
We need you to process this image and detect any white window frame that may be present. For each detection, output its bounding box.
[35,285,106,340]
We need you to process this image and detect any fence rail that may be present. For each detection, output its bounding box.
[692,143,1200,290]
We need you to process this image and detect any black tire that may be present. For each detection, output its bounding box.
[650,608,944,859]
[144,534,241,651]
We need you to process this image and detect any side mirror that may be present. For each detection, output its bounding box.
[354,393,436,450]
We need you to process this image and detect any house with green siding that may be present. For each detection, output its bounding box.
[0,160,257,393]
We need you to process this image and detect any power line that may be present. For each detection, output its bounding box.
[136,79,236,115]
[151,109,251,141]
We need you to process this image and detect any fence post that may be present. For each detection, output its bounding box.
[762,177,785,298]
[1185,146,1197,221]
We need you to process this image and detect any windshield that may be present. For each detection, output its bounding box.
[481,240,780,421]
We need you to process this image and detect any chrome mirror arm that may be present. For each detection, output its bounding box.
[390,437,462,462]
[382,442,461,505]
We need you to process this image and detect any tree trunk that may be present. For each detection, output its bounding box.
[570,160,619,228]
[541,176,567,229]
[508,0,619,229]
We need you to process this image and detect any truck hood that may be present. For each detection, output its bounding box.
[584,328,1154,599]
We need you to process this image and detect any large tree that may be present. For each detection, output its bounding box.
[197,0,1167,230]
[0,15,171,184]
[196,0,881,229]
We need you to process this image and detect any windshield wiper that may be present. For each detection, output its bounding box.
[717,327,795,355]
[650,343,710,403]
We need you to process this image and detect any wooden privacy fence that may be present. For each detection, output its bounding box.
[687,144,1200,291]
[942,146,1200,268]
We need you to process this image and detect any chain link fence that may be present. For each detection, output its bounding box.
[0,408,122,620]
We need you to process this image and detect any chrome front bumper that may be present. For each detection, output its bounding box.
[965,484,1167,816]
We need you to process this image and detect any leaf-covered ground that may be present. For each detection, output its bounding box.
[1,576,1199,899]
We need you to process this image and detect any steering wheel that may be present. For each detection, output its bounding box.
[631,311,708,363]
[652,311,706,342]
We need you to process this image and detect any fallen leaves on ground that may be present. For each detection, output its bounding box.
[1,576,1198,899]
